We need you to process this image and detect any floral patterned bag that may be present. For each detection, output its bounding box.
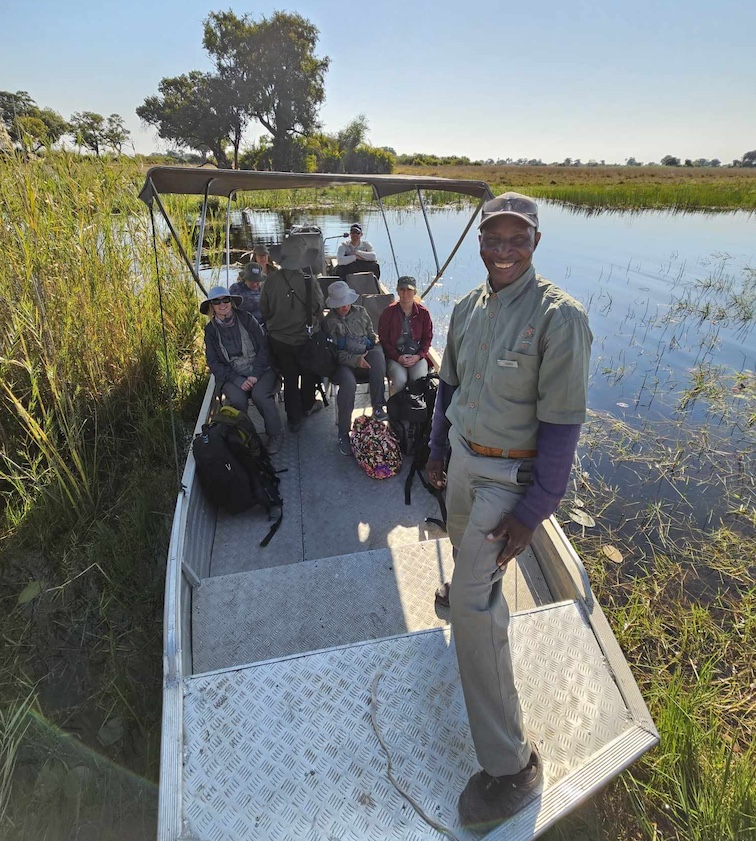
[350,415,402,479]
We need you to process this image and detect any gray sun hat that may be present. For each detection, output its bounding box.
[199,285,242,315]
[396,276,417,291]
[326,280,360,309]
[478,192,539,230]
[240,262,265,283]
[278,235,323,271]
[252,244,270,256]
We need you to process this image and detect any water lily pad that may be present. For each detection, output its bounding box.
[602,544,623,564]
[17,579,45,605]
[573,498,585,508]
[569,509,596,527]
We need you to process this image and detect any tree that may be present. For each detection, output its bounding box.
[0,91,67,150]
[203,10,329,171]
[70,111,106,155]
[741,150,756,167]
[104,114,131,154]
[661,155,681,166]
[137,71,235,168]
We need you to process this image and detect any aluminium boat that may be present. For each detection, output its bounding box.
[139,167,658,841]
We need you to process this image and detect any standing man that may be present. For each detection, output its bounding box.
[426,193,592,829]
[335,223,380,280]
[260,235,326,433]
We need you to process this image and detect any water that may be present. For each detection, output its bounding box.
[215,204,755,529]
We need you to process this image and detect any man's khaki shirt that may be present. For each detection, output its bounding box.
[439,265,592,453]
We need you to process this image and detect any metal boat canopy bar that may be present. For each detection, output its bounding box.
[138,166,493,203]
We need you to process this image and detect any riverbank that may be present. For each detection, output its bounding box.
[395,163,756,211]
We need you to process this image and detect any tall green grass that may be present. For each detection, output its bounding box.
[0,152,206,834]
[543,395,755,840]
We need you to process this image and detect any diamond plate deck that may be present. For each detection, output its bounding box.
[183,602,633,841]
[210,391,449,577]
[193,538,551,673]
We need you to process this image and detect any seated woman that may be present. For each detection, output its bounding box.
[378,276,433,393]
[201,285,283,454]
[229,261,266,326]
[323,281,387,457]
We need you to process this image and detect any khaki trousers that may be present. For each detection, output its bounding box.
[446,426,531,776]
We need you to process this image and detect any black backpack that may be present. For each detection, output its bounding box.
[387,373,447,529]
[192,406,283,546]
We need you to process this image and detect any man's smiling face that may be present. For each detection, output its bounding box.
[479,216,541,291]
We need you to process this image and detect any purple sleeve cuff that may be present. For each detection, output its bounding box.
[429,379,456,462]
[512,421,582,531]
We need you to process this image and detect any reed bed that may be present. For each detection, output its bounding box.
[542,380,755,840]
[0,153,205,835]
[396,164,756,212]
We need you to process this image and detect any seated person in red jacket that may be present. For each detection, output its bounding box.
[378,276,433,392]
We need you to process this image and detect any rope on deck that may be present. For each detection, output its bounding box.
[369,670,462,841]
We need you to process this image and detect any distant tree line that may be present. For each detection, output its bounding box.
[136,10,392,174]
[0,91,130,156]
[396,151,755,168]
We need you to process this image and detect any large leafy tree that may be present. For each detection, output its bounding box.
[203,10,329,171]
[0,91,68,149]
[137,71,235,168]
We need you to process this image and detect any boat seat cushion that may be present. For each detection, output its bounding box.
[346,272,381,295]
[358,293,394,330]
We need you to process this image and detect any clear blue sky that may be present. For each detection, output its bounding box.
[2,0,754,164]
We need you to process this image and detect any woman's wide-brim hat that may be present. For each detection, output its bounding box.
[326,280,360,309]
[277,234,323,271]
[199,285,242,315]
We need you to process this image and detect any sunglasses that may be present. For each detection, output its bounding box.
[211,297,232,305]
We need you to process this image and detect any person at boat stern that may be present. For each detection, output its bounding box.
[425,192,592,828]
[230,261,266,327]
[201,286,284,454]
[335,223,381,281]
[378,276,433,393]
[252,243,279,276]
[260,236,326,433]
[323,281,387,456]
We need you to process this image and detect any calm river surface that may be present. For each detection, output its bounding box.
[224,204,755,526]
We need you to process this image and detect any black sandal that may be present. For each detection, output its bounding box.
[434,581,451,608]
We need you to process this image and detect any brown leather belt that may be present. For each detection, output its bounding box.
[466,440,537,459]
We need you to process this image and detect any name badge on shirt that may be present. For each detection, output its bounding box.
[497,359,518,368]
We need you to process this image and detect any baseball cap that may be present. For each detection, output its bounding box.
[349,223,363,234]
[240,262,265,282]
[479,192,539,230]
[396,276,417,291]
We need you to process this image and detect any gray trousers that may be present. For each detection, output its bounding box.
[445,426,531,776]
[331,348,386,435]
[387,357,428,393]
[221,369,282,436]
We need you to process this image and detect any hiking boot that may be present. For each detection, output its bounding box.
[458,743,543,829]
[266,432,284,455]
[304,400,323,417]
[338,433,353,457]
[373,406,388,422]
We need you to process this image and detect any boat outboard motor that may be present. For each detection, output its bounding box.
[284,225,326,276]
